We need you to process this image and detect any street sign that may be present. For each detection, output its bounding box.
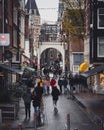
[0,33,10,46]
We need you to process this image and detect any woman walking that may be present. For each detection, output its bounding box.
[51,86,60,112]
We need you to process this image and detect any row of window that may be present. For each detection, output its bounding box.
[95,8,104,57]
[98,37,104,57]
[98,8,104,28]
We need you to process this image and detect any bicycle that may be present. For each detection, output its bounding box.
[34,106,45,128]
[34,106,41,128]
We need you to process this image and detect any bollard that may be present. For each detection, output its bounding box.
[18,123,22,130]
[67,113,70,130]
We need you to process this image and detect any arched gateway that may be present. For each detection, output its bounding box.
[37,42,65,72]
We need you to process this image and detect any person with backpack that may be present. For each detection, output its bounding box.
[31,82,44,125]
[51,86,60,112]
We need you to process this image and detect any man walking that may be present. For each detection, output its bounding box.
[23,88,32,120]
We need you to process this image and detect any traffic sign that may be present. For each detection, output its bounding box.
[0,33,10,46]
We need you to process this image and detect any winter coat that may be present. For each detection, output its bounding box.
[58,78,63,86]
[23,90,32,104]
[31,86,43,107]
[51,87,60,100]
[35,83,43,101]
[63,78,68,87]
[50,78,56,88]
[32,93,40,107]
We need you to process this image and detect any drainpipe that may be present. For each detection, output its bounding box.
[2,0,4,62]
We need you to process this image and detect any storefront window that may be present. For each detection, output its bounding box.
[100,73,104,88]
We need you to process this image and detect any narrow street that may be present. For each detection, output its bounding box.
[38,93,100,130]
[7,87,102,130]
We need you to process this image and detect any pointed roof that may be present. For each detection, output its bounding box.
[25,0,40,16]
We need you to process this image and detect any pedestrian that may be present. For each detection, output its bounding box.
[69,76,74,99]
[58,76,63,94]
[63,76,68,94]
[31,89,41,126]
[32,89,40,113]
[51,86,60,111]
[35,82,44,112]
[45,77,50,94]
[22,88,32,120]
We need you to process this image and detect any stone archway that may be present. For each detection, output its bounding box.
[37,42,65,72]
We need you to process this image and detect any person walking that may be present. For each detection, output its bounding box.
[45,77,50,94]
[69,76,74,99]
[23,88,32,120]
[35,82,44,112]
[63,76,68,94]
[51,86,60,111]
[31,89,41,126]
[58,76,63,94]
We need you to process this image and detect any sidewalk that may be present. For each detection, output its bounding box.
[73,90,104,125]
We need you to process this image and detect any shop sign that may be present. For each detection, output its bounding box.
[0,33,10,46]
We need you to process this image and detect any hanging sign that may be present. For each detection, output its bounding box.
[0,33,10,46]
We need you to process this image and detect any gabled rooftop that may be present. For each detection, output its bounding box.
[25,0,40,16]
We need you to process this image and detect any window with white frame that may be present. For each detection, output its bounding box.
[97,37,104,57]
[73,53,84,65]
[98,8,104,28]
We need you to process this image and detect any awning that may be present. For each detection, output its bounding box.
[80,64,104,78]
[0,64,23,75]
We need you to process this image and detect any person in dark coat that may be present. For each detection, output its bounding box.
[69,76,74,98]
[34,82,43,108]
[58,76,63,94]
[32,90,40,110]
[51,86,60,109]
[63,77,68,94]
[31,89,41,126]
[23,88,32,119]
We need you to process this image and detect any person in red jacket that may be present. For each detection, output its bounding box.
[50,77,56,89]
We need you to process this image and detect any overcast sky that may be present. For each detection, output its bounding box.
[35,0,59,24]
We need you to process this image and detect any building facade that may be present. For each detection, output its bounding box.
[0,0,25,83]
[25,0,41,68]
[84,0,104,93]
